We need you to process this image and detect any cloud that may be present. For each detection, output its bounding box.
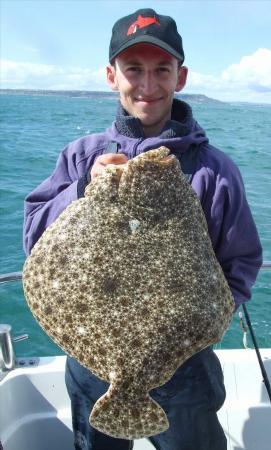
[186,48,271,102]
[1,48,271,103]
[0,59,108,91]
[221,48,271,92]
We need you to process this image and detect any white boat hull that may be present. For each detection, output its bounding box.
[0,349,270,450]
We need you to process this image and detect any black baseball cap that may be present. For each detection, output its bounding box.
[109,9,185,64]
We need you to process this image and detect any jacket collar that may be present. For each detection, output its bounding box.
[115,98,194,139]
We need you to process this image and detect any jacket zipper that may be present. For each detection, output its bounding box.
[132,138,144,158]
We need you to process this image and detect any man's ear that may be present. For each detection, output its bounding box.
[107,64,119,91]
[175,66,188,92]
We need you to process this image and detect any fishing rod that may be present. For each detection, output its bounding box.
[241,303,271,403]
[238,264,271,404]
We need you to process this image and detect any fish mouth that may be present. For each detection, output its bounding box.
[106,147,176,187]
[137,147,176,168]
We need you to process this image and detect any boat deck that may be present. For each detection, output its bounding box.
[0,349,270,450]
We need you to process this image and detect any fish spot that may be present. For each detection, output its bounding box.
[121,418,129,428]
[91,408,98,419]
[176,349,184,358]
[65,314,73,323]
[35,256,42,264]
[141,306,149,316]
[131,338,141,348]
[191,262,201,271]
[149,412,158,421]
[120,297,130,307]
[79,283,88,292]
[122,380,131,389]
[93,255,103,264]
[114,408,120,417]
[71,271,79,279]
[47,269,55,279]
[77,303,88,313]
[102,278,118,294]
[88,356,95,365]
[131,409,140,419]
[59,255,69,266]
[98,346,106,356]
[94,332,101,339]
[156,300,164,309]
[62,333,70,343]
[55,295,65,305]
[116,356,125,365]
[112,328,121,338]
[44,305,53,315]
[117,222,129,232]
[159,324,169,334]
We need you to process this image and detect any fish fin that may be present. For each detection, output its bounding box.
[90,389,169,439]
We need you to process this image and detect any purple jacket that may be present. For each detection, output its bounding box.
[23,99,262,308]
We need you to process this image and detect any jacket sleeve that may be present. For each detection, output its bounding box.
[23,143,92,256]
[195,149,263,308]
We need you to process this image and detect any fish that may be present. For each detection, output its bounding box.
[127,15,160,35]
[23,147,234,439]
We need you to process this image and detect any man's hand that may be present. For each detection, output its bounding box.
[90,153,128,180]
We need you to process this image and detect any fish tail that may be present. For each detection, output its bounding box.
[90,389,169,439]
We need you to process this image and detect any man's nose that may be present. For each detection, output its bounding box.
[140,71,157,95]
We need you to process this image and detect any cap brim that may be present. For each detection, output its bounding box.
[110,35,184,63]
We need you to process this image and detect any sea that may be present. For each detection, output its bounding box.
[0,91,270,357]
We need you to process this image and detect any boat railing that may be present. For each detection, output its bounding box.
[0,272,24,284]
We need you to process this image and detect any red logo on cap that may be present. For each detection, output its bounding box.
[127,15,160,35]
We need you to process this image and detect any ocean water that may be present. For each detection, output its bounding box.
[0,93,270,357]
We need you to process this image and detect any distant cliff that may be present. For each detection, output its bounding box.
[0,89,224,104]
[176,93,224,104]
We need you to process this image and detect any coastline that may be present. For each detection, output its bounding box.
[0,88,224,104]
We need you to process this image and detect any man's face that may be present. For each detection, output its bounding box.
[107,44,187,137]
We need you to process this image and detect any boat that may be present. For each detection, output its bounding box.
[1,265,271,450]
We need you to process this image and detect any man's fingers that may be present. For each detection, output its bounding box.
[91,165,105,179]
[97,153,128,165]
[90,152,128,180]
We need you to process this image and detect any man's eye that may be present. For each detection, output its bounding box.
[127,67,141,73]
[158,67,170,73]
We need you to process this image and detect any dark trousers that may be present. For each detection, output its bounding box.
[65,347,227,450]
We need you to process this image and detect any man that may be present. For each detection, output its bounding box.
[23,8,262,450]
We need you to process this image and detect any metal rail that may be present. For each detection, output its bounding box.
[0,272,23,283]
[0,262,271,284]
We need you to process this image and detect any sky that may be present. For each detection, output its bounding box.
[1,0,271,103]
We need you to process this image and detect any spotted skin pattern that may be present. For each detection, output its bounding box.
[23,147,234,439]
